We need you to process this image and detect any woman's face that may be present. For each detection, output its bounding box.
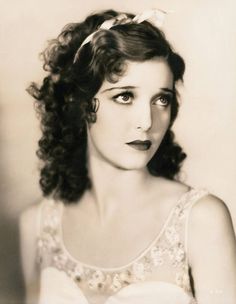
[87,57,174,170]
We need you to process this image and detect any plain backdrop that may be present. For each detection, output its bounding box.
[0,0,236,302]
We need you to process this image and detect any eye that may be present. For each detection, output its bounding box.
[112,91,134,104]
[152,94,172,107]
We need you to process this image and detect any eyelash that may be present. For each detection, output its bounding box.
[112,91,134,104]
[153,95,172,107]
[112,91,172,107]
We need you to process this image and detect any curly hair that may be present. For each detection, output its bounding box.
[27,9,186,203]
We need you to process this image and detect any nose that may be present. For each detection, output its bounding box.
[136,103,152,132]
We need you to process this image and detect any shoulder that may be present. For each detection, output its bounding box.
[146,177,191,216]
[187,193,236,265]
[19,201,44,283]
[186,194,236,301]
[189,193,233,235]
[149,176,190,200]
[19,202,42,241]
[19,201,45,303]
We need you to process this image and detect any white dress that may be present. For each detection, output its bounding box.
[36,188,208,304]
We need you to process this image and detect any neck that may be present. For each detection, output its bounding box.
[87,151,151,223]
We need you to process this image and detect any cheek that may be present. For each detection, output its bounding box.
[152,108,171,132]
[89,109,127,145]
[93,103,130,135]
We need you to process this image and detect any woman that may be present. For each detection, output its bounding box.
[20,9,236,304]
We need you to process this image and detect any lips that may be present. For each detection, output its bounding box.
[126,140,152,151]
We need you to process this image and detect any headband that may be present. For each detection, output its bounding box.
[73,9,168,64]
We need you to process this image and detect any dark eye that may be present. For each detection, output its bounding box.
[112,91,134,104]
[152,95,172,107]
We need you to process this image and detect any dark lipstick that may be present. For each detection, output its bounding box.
[126,140,152,151]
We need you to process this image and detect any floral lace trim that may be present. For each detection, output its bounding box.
[37,235,188,293]
[36,188,207,295]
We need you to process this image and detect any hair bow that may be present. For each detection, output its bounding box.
[133,9,167,28]
[73,8,168,63]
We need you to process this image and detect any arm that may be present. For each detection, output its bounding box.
[19,204,41,304]
[188,194,236,304]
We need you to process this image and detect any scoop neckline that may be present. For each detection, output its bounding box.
[57,187,193,272]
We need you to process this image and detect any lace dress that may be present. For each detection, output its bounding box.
[36,188,208,304]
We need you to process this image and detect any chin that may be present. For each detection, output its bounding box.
[109,155,153,171]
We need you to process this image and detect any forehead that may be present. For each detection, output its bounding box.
[99,57,174,92]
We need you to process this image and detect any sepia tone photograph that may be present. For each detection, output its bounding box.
[0,0,236,303]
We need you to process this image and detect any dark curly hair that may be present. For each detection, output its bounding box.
[27,9,186,203]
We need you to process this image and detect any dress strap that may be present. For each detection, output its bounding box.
[36,197,61,266]
[39,198,61,230]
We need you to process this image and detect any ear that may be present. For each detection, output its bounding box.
[91,98,100,113]
[87,98,100,124]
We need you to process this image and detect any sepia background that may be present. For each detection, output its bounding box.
[0,0,235,302]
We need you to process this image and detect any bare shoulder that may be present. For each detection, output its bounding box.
[149,176,190,204]
[189,194,234,236]
[145,177,191,219]
[187,194,236,302]
[19,202,42,242]
[188,193,236,265]
[19,201,43,287]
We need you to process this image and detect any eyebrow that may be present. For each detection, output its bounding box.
[100,86,137,93]
[101,86,175,95]
[160,88,175,95]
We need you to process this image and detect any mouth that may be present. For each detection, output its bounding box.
[126,140,152,151]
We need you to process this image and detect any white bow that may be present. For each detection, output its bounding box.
[133,9,167,28]
[73,9,169,63]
